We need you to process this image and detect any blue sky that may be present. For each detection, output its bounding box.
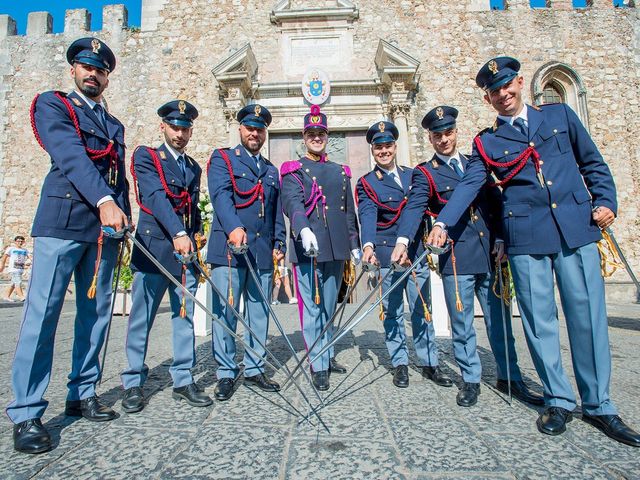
[0,1,141,34]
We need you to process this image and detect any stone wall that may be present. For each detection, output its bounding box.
[0,0,638,290]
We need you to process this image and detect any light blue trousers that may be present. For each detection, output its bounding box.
[7,237,117,423]
[380,263,439,368]
[210,265,273,379]
[121,267,197,389]
[510,240,616,415]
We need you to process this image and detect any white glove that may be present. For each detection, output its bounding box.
[300,227,319,253]
[351,248,362,266]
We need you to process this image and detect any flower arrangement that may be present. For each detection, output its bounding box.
[198,188,214,234]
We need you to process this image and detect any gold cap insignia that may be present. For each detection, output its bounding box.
[378,122,385,133]
[436,107,444,120]
[91,39,101,54]
[254,105,261,116]
[178,100,186,115]
[488,60,499,75]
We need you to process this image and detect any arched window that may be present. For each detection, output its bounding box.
[531,62,590,131]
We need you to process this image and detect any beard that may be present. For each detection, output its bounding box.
[75,76,104,99]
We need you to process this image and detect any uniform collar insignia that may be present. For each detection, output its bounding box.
[431,159,439,168]
[235,148,241,156]
[492,120,498,132]
[375,170,383,180]
[159,150,167,159]
[71,97,82,107]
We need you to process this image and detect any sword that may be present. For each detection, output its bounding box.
[124,231,326,426]
[605,227,640,300]
[496,259,512,405]
[192,250,325,410]
[237,247,326,403]
[280,261,373,391]
[309,244,447,366]
[97,234,126,385]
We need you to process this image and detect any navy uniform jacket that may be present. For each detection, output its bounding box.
[130,144,202,277]
[436,104,617,256]
[356,165,427,268]
[206,145,286,270]
[31,91,130,241]
[281,156,360,264]
[397,154,500,275]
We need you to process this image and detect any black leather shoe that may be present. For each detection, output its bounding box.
[536,407,573,436]
[422,366,453,387]
[456,382,481,407]
[214,378,236,401]
[393,365,409,388]
[173,383,213,407]
[121,386,145,413]
[65,396,117,422]
[496,379,544,406]
[329,358,347,374]
[583,414,640,447]
[312,371,330,391]
[244,374,281,392]
[13,419,52,454]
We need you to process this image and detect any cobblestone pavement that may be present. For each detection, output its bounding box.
[0,298,639,479]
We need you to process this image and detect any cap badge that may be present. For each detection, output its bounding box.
[91,39,101,54]
[436,107,444,120]
[311,116,320,124]
[378,122,385,133]
[178,100,186,115]
[254,105,262,116]
[488,60,499,75]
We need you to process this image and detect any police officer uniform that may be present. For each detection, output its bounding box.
[356,121,451,389]
[7,38,130,454]
[434,57,639,445]
[280,106,360,391]
[398,107,542,407]
[121,100,212,412]
[207,104,286,400]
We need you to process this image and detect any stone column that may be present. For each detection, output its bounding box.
[390,103,411,166]
[224,106,241,147]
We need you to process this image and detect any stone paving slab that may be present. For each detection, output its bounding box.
[0,299,639,479]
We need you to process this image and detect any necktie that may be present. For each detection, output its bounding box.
[177,154,186,179]
[93,104,107,131]
[513,117,528,138]
[389,171,402,188]
[253,155,261,171]
[450,158,464,178]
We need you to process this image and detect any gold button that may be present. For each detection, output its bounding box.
[529,142,535,147]
[171,179,175,183]
[504,150,509,155]
[65,193,71,198]
[508,211,513,216]
[479,232,484,237]
[343,187,346,191]
[547,180,553,186]
[319,185,323,190]
[341,196,344,200]
[312,176,316,181]
[257,232,261,237]
[145,229,150,234]
[552,203,557,209]
[473,215,479,221]
[446,186,451,190]
[388,197,392,201]
[325,206,329,210]
[539,160,544,165]
[242,173,246,177]
[341,171,345,176]
[340,206,344,211]
[404,196,407,200]
[383,240,387,245]
[90,129,95,134]
[553,129,558,134]
[258,179,262,184]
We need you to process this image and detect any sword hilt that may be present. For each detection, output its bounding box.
[101,224,133,239]
[173,251,198,264]
[227,242,249,255]
[304,247,319,258]
[362,261,379,272]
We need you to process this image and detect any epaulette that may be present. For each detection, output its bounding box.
[280,160,302,176]
[342,165,352,178]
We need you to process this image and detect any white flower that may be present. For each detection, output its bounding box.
[204,204,213,213]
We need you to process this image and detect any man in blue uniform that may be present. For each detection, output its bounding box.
[121,100,212,413]
[392,106,542,407]
[425,57,639,446]
[356,121,452,389]
[7,37,131,454]
[280,105,361,391]
[207,104,286,401]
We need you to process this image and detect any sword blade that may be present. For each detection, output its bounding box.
[309,249,430,365]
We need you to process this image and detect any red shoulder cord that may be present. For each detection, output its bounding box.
[473,135,541,187]
[30,92,119,185]
[415,165,447,218]
[130,146,192,223]
[359,177,407,228]
[207,148,264,214]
